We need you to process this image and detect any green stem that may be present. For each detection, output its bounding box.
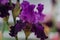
[14,18,18,40]
[2,21,5,34]
[2,21,7,40]
[9,0,12,6]
[14,18,16,24]
[2,20,9,33]
[9,0,18,40]
[13,18,18,40]
[15,36,18,40]
[25,37,28,40]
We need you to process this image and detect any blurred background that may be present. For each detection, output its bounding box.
[0,0,60,40]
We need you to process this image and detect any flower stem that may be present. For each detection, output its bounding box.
[2,21,5,34]
[2,21,7,40]
[9,0,12,6]
[14,18,18,40]
[9,0,19,40]
[25,37,28,40]
[15,36,18,40]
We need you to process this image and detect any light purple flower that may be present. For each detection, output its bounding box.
[20,1,30,9]
[20,4,36,24]
[0,0,9,5]
[20,2,45,24]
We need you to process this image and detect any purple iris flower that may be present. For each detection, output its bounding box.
[20,1,45,24]
[0,0,15,18]
[0,0,2,2]
[37,4,44,13]
[9,20,26,37]
[9,1,48,40]
[36,4,45,22]
[20,1,30,10]
[31,23,48,40]
[0,0,9,5]
[0,4,10,18]
[20,4,36,24]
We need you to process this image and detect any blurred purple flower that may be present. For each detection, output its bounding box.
[37,4,45,22]
[9,20,48,40]
[9,20,26,37]
[44,21,53,28]
[51,0,56,6]
[0,0,2,2]
[42,13,53,27]
[20,1,30,10]
[9,26,17,37]
[36,4,45,22]
[0,0,9,5]
[20,4,36,24]
[0,0,15,18]
[37,4,44,13]
[5,3,15,10]
[31,23,48,40]
[20,1,45,24]
[0,3,10,18]
[9,1,48,40]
